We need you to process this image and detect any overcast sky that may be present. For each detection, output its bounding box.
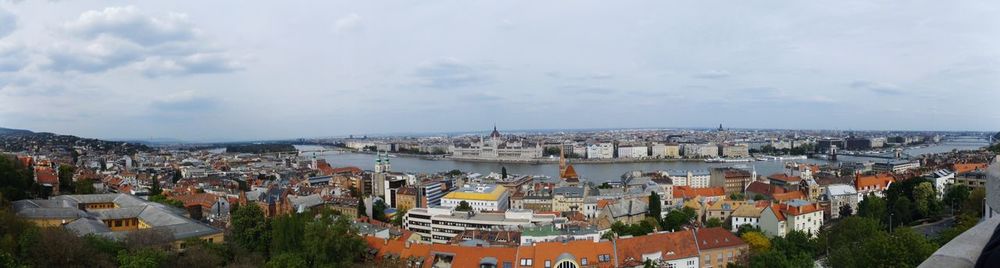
[0,1,998,141]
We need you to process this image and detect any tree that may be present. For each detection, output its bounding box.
[501,166,508,179]
[302,216,366,266]
[705,218,723,228]
[57,165,75,194]
[964,188,986,217]
[392,208,408,226]
[736,224,762,236]
[943,184,970,214]
[118,248,169,268]
[372,199,388,222]
[267,253,308,268]
[891,197,913,228]
[172,239,227,268]
[838,204,854,219]
[149,176,162,196]
[270,213,307,255]
[913,182,937,218]
[74,180,96,194]
[598,182,612,189]
[822,217,937,268]
[149,194,183,208]
[171,169,183,184]
[661,207,697,231]
[729,192,745,200]
[857,194,887,224]
[740,231,770,253]
[647,192,662,222]
[356,197,367,218]
[229,203,269,253]
[455,200,473,212]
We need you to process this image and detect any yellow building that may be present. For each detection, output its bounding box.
[441,184,509,211]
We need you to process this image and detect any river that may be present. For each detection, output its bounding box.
[294,140,988,183]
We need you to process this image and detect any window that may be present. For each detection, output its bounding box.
[581,258,587,265]
[520,258,533,266]
[545,260,551,268]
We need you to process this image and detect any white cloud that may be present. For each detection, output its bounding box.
[0,8,16,39]
[43,6,240,76]
[333,13,362,34]
[0,42,29,72]
[63,6,197,46]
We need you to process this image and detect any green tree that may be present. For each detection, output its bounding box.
[647,192,662,222]
[891,197,913,228]
[57,165,75,194]
[149,176,162,196]
[455,200,473,212]
[372,199,388,222]
[501,166,508,179]
[267,253,308,268]
[964,188,986,217]
[392,208,408,226]
[838,204,853,219]
[270,213,307,255]
[857,194,887,224]
[229,204,270,253]
[118,248,169,268]
[598,182,612,189]
[913,182,937,218]
[149,194,183,208]
[74,180,96,194]
[356,197,367,218]
[943,184,970,214]
[705,218,723,228]
[302,216,366,266]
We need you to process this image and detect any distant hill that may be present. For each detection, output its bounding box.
[0,127,34,136]
[0,126,151,154]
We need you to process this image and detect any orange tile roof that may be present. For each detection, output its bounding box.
[616,230,699,264]
[673,186,726,199]
[34,167,58,185]
[953,163,988,174]
[855,173,895,191]
[781,202,823,216]
[561,164,579,179]
[695,227,747,250]
[767,205,786,222]
[767,173,801,183]
[172,193,219,208]
[521,240,617,268]
[772,191,806,202]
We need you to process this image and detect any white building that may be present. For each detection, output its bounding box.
[404,207,565,244]
[683,143,718,158]
[440,184,510,212]
[586,143,615,159]
[617,145,648,159]
[824,184,859,220]
[449,127,543,160]
[930,169,956,199]
[759,200,824,238]
[668,170,711,188]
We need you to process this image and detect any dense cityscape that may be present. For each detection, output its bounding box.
[0,126,998,267]
[2,1,999,268]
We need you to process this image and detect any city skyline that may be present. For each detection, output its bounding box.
[1,1,998,141]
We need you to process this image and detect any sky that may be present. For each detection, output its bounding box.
[0,1,998,141]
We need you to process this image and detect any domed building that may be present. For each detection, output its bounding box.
[449,126,544,160]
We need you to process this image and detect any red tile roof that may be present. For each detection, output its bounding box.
[767,173,801,183]
[772,191,806,202]
[953,163,988,174]
[674,186,726,199]
[855,173,896,191]
[616,230,699,265]
[695,227,747,250]
[34,167,58,185]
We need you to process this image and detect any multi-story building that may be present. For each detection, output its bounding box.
[759,200,824,237]
[440,184,509,212]
[403,206,565,244]
[683,143,718,158]
[873,160,920,174]
[720,144,749,158]
[670,170,712,188]
[709,168,753,195]
[955,170,989,189]
[510,191,554,212]
[586,142,615,159]
[824,184,858,219]
[552,186,586,212]
[696,227,749,268]
[730,201,766,232]
[617,145,648,159]
[615,230,700,268]
[449,127,543,160]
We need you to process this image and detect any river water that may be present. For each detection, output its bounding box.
[295,139,988,183]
